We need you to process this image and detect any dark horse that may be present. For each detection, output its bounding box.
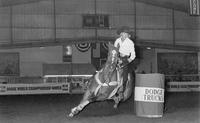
[68,44,133,117]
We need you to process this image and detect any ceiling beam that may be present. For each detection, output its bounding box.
[0,0,44,7]
[134,0,188,13]
[0,0,188,13]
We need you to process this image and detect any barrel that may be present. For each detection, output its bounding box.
[134,73,165,118]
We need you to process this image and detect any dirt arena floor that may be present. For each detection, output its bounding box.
[0,92,199,123]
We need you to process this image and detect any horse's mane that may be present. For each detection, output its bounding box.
[95,43,119,83]
[98,43,119,69]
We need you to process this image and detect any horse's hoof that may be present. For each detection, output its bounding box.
[113,104,118,109]
[68,113,74,117]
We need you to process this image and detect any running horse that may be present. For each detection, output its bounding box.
[68,43,133,117]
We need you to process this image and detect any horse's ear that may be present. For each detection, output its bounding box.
[109,41,115,46]
[108,42,118,52]
[108,42,113,50]
[114,46,119,53]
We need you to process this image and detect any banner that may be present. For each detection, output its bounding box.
[167,82,200,92]
[190,0,200,15]
[75,43,91,52]
[0,83,70,95]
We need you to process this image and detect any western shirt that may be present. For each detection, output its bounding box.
[114,37,136,61]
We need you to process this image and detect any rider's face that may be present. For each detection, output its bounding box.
[120,32,129,41]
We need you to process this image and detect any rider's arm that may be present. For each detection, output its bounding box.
[128,42,136,63]
[114,38,120,48]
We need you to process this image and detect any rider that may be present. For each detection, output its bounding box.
[114,26,136,98]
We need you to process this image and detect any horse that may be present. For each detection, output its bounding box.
[68,44,133,117]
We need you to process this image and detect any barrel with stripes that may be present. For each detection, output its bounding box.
[134,73,165,118]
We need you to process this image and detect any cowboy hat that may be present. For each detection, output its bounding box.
[116,26,132,35]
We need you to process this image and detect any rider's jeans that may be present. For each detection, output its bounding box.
[119,56,129,93]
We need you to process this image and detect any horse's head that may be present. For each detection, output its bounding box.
[100,43,119,82]
[106,43,119,68]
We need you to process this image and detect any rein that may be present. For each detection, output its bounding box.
[117,61,130,69]
[94,68,122,98]
[95,70,119,86]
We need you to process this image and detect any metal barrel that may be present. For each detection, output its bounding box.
[134,73,165,118]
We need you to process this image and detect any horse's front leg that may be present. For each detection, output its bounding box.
[69,100,90,117]
[68,90,91,117]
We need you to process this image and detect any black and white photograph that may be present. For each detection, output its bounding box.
[0,0,199,123]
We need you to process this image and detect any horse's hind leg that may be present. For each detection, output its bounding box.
[113,95,121,108]
[68,90,91,117]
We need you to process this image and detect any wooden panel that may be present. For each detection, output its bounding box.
[55,0,94,14]
[43,63,96,75]
[21,62,43,77]
[97,29,121,38]
[0,14,10,27]
[110,15,135,28]
[0,40,10,44]
[175,30,200,42]
[0,7,11,44]
[118,1,135,14]
[0,46,62,63]
[0,28,10,40]
[43,64,72,75]
[136,16,172,29]
[137,30,173,42]
[0,7,10,14]
[72,45,91,63]
[97,0,135,14]
[175,11,200,29]
[174,11,200,46]
[13,29,54,41]
[0,52,19,76]
[136,2,172,16]
[13,15,54,27]
[56,29,95,39]
[56,15,82,28]
[19,46,62,63]
[96,0,118,14]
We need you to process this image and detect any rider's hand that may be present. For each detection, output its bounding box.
[127,58,132,63]
[118,59,123,64]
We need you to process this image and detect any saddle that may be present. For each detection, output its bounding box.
[94,67,123,99]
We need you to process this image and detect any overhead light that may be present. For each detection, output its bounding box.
[146,47,151,50]
[65,45,72,55]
